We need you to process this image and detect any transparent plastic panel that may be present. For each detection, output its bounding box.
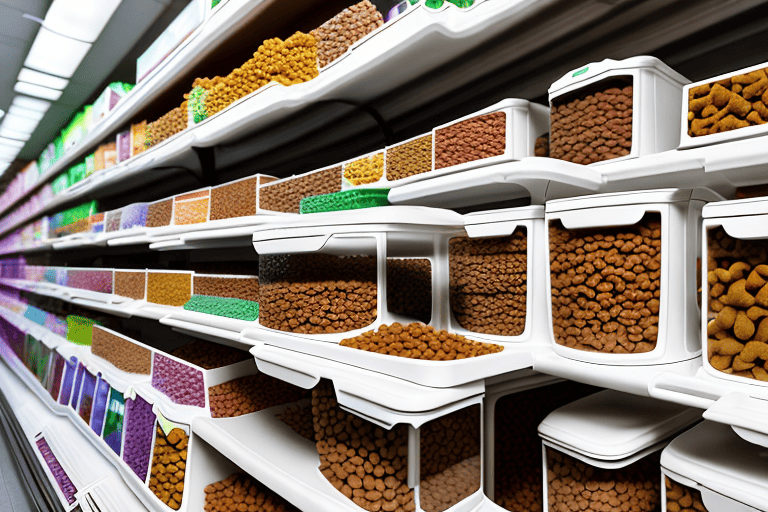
[387,258,432,324]
[435,112,506,169]
[102,388,125,456]
[149,423,189,510]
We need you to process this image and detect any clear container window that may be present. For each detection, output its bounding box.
[665,476,709,512]
[387,258,432,324]
[549,212,662,354]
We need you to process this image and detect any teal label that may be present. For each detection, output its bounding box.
[573,67,589,78]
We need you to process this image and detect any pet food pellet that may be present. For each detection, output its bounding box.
[434,112,506,169]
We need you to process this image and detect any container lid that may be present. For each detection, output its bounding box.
[661,421,768,510]
[548,56,689,97]
[546,188,721,214]
[538,389,700,462]
[464,205,544,224]
[703,196,768,219]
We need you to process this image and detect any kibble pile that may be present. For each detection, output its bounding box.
[312,382,414,511]
[145,103,188,149]
[121,203,148,229]
[152,353,205,407]
[549,214,662,353]
[344,152,385,186]
[184,295,259,321]
[550,81,633,164]
[259,167,341,213]
[149,426,188,510]
[131,121,147,156]
[210,176,260,220]
[493,383,598,512]
[147,272,192,306]
[147,199,173,228]
[170,339,250,369]
[204,473,300,512]
[208,373,309,418]
[546,448,661,512]
[92,326,151,374]
[689,68,768,137]
[450,233,528,336]
[259,254,377,334]
[123,395,155,482]
[202,32,318,118]
[340,322,503,360]
[194,276,259,301]
[387,258,432,323]
[386,134,433,181]
[706,227,768,381]
[665,477,708,512]
[277,400,315,441]
[434,112,506,170]
[114,271,146,300]
[312,1,383,68]
[36,438,77,505]
[418,405,481,512]
[535,134,550,157]
[68,270,113,294]
[174,197,209,225]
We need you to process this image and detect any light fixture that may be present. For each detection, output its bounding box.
[12,96,51,112]
[24,27,91,78]
[0,127,31,141]
[0,138,26,149]
[18,68,69,90]
[2,114,40,134]
[8,105,45,122]
[42,0,122,44]
[14,81,63,101]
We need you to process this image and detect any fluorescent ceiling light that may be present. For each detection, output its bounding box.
[18,68,69,90]
[24,27,91,78]
[0,127,31,141]
[44,0,122,44]
[12,96,51,113]
[0,138,26,149]
[8,106,45,122]
[14,81,63,101]
[2,114,40,134]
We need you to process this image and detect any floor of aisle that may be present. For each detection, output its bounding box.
[0,410,37,512]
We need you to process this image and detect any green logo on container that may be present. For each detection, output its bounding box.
[573,67,589,77]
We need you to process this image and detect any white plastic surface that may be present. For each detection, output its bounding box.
[661,421,768,512]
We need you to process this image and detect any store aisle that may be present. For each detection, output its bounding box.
[0,419,37,512]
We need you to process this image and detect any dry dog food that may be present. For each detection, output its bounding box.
[688,68,768,137]
[450,233,527,337]
[312,381,414,511]
[147,272,192,307]
[131,121,147,156]
[550,79,633,164]
[92,326,151,374]
[170,339,250,369]
[420,405,481,512]
[204,473,300,512]
[153,353,205,407]
[340,322,503,360]
[259,167,342,213]
[174,195,209,225]
[208,373,309,418]
[665,477,708,512]
[277,400,315,441]
[706,227,768,381]
[549,213,662,353]
[210,177,260,220]
[147,199,173,228]
[67,270,113,294]
[114,271,146,300]
[434,112,506,170]
[345,152,385,186]
[194,276,259,301]
[546,448,661,512]
[145,103,188,149]
[494,383,598,512]
[387,258,431,323]
[259,254,377,334]
[149,426,188,510]
[123,395,155,482]
[535,134,550,157]
[312,1,384,68]
[386,135,432,181]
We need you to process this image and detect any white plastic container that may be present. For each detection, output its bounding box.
[432,99,549,174]
[701,197,768,389]
[679,61,768,150]
[545,188,721,365]
[549,56,689,165]
[539,390,700,512]
[661,421,767,512]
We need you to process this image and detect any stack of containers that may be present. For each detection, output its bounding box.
[538,390,700,512]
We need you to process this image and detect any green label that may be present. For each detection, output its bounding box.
[573,67,589,78]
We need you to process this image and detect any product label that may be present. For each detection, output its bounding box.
[573,66,589,77]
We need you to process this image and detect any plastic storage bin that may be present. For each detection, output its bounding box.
[432,99,549,173]
[548,56,689,165]
[173,189,211,226]
[146,270,193,307]
[546,189,721,365]
[112,270,146,301]
[539,390,700,512]
[680,61,768,149]
[209,174,275,221]
[701,197,768,387]
[385,132,433,183]
[91,326,152,375]
[184,273,260,321]
[258,165,343,214]
[661,421,767,512]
